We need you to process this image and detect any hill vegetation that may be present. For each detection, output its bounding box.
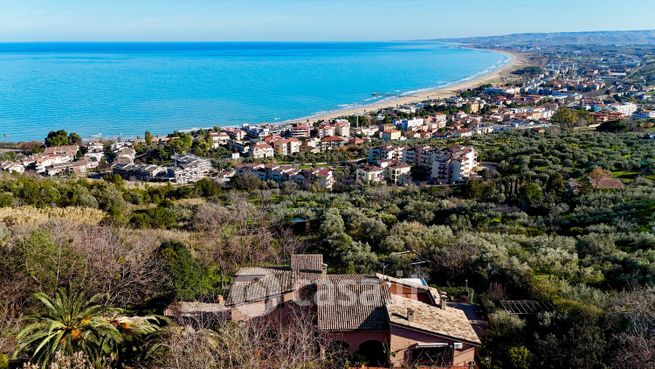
[442,29,655,47]
[1,130,654,368]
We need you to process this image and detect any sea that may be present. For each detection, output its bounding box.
[0,42,508,142]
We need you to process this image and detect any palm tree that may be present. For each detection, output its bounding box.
[15,289,161,368]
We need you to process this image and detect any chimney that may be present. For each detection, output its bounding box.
[407,308,415,323]
[440,296,447,310]
[217,295,225,305]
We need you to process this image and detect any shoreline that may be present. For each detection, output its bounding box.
[4,48,528,144]
[287,49,527,124]
[119,50,527,141]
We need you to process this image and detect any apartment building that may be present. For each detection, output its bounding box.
[250,143,275,159]
[431,146,478,184]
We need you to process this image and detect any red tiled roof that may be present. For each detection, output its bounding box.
[592,177,624,189]
[317,275,391,332]
[225,267,294,306]
[321,136,347,142]
[253,143,273,149]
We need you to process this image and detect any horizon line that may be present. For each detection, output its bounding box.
[1,28,653,44]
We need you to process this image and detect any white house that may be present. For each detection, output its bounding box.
[250,143,275,159]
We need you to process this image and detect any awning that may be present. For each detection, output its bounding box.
[414,343,449,349]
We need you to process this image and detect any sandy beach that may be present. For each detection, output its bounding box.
[290,50,528,124]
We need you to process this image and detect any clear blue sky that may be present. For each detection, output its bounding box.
[1,0,654,42]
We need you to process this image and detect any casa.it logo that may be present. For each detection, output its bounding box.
[232,269,426,318]
[231,268,287,318]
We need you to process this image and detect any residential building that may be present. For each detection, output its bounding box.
[633,110,655,120]
[310,167,335,190]
[224,128,248,141]
[403,146,434,168]
[320,136,348,152]
[431,146,478,184]
[270,165,300,183]
[334,119,351,137]
[210,132,230,148]
[44,145,79,158]
[263,134,282,143]
[175,255,481,368]
[46,158,92,177]
[235,164,334,191]
[317,124,336,138]
[84,141,105,163]
[273,138,301,156]
[432,113,448,124]
[250,143,275,159]
[0,161,25,174]
[236,163,266,180]
[395,104,417,115]
[469,100,481,113]
[289,124,312,138]
[610,102,638,117]
[242,124,271,139]
[386,163,412,184]
[368,145,405,165]
[453,128,473,138]
[354,126,379,137]
[395,118,424,131]
[299,142,321,154]
[356,165,385,183]
[169,154,212,184]
[382,129,402,141]
[27,150,77,173]
[113,163,167,182]
[116,147,136,164]
[110,141,131,152]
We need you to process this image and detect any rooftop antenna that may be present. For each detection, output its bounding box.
[411,261,429,278]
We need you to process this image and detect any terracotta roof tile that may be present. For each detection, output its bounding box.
[317,275,391,332]
[387,295,481,345]
[225,267,293,306]
[291,254,324,273]
[591,177,624,189]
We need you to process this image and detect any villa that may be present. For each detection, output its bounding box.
[356,165,385,183]
[171,255,481,368]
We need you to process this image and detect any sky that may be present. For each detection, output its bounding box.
[0,0,654,42]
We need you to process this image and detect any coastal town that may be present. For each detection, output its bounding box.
[1,43,654,192]
[1,30,655,369]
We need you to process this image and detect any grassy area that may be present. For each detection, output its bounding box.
[612,170,642,183]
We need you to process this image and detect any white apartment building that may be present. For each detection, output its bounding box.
[369,145,404,164]
[170,154,213,184]
[250,143,275,159]
[317,125,336,138]
[431,146,478,184]
[356,165,385,183]
[386,163,412,185]
[395,118,425,131]
[273,138,302,156]
[334,120,351,137]
[210,132,230,148]
[611,102,638,117]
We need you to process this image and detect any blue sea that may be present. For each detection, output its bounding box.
[0,42,507,142]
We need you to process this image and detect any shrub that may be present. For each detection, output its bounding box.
[0,354,8,369]
[158,241,215,301]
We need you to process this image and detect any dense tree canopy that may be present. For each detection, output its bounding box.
[1,130,654,368]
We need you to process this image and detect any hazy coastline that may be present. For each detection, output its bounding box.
[289,49,525,124]
[0,43,521,142]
